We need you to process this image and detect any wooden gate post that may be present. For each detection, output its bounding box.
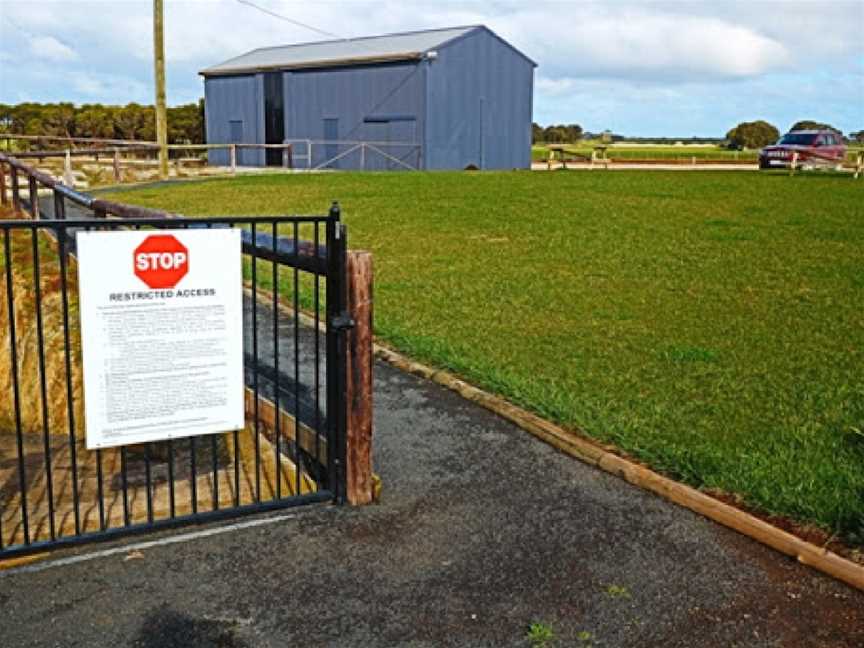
[345,250,374,505]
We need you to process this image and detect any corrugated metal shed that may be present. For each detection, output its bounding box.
[201,26,477,75]
[201,25,536,171]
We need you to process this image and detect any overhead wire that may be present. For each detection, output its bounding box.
[234,0,343,40]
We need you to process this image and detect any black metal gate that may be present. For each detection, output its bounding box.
[0,154,349,558]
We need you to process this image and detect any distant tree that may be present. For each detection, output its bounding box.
[0,103,12,131]
[167,103,204,143]
[531,122,543,143]
[848,130,864,143]
[75,105,116,139]
[115,103,155,141]
[725,120,779,149]
[42,103,77,138]
[789,120,840,133]
[541,123,582,144]
[543,125,565,143]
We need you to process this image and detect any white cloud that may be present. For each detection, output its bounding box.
[29,35,79,62]
[497,9,792,82]
[71,72,149,101]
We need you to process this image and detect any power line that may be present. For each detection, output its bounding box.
[234,0,342,39]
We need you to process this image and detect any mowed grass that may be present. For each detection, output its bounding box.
[531,144,758,162]
[104,170,864,543]
[531,144,864,164]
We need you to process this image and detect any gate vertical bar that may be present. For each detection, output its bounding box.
[4,230,30,544]
[293,220,301,495]
[313,221,322,489]
[325,202,348,502]
[228,221,240,507]
[251,221,261,502]
[271,221,281,500]
[57,222,81,535]
[31,228,57,540]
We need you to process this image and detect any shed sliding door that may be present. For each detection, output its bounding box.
[263,72,284,166]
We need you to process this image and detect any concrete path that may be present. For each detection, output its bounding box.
[1,358,862,647]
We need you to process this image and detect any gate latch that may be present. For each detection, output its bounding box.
[331,312,355,331]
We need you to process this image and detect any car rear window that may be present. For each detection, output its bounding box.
[778,133,817,145]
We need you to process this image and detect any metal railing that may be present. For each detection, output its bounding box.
[0,152,353,557]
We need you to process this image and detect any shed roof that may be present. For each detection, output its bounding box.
[200,25,534,76]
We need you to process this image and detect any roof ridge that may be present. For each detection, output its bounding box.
[239,25,481,55]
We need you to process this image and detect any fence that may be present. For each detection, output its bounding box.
[285,139,422,171]
[0,152,375,558]
[1,135,295,184]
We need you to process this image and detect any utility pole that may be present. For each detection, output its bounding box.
[153,0,169,178]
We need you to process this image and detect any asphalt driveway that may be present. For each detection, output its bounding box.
[1,359,862,647]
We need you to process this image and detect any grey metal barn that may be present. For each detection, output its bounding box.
[200,26,536,170]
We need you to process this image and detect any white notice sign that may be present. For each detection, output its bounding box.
[77,228,244,449]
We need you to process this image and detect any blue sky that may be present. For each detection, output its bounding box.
[1,0,862,137]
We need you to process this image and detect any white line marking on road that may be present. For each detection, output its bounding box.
[0,513,299,577]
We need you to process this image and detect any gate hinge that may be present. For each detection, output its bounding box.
[331,312,355,331]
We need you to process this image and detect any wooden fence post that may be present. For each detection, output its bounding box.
[113,148,122,183]
[345,250,374,505]
[63,150,75,186]
[11,165,20,211]
[28,175,39,219]
[230,144,237,174]
[0,161,7,206]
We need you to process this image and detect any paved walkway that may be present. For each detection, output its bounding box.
[1,358,862,647]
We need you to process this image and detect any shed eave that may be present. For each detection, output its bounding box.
[199,52,424,77]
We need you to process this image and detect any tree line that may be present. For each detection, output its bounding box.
[0,101,205,144]
[1,104,859,150]
[533,119,863,148]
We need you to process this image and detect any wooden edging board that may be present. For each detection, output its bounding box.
[372,345,864,593]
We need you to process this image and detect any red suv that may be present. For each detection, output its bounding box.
[759,130,846,169]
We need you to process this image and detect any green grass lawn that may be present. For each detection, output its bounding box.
[531,144,863,164]
[531,144,758,163]
[103,170,864,544]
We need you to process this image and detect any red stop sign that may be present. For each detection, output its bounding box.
[133,234,189,289]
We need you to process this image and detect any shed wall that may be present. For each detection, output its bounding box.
[426,29,534,170]
[204,74,265,166]
[284,61,425,170]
